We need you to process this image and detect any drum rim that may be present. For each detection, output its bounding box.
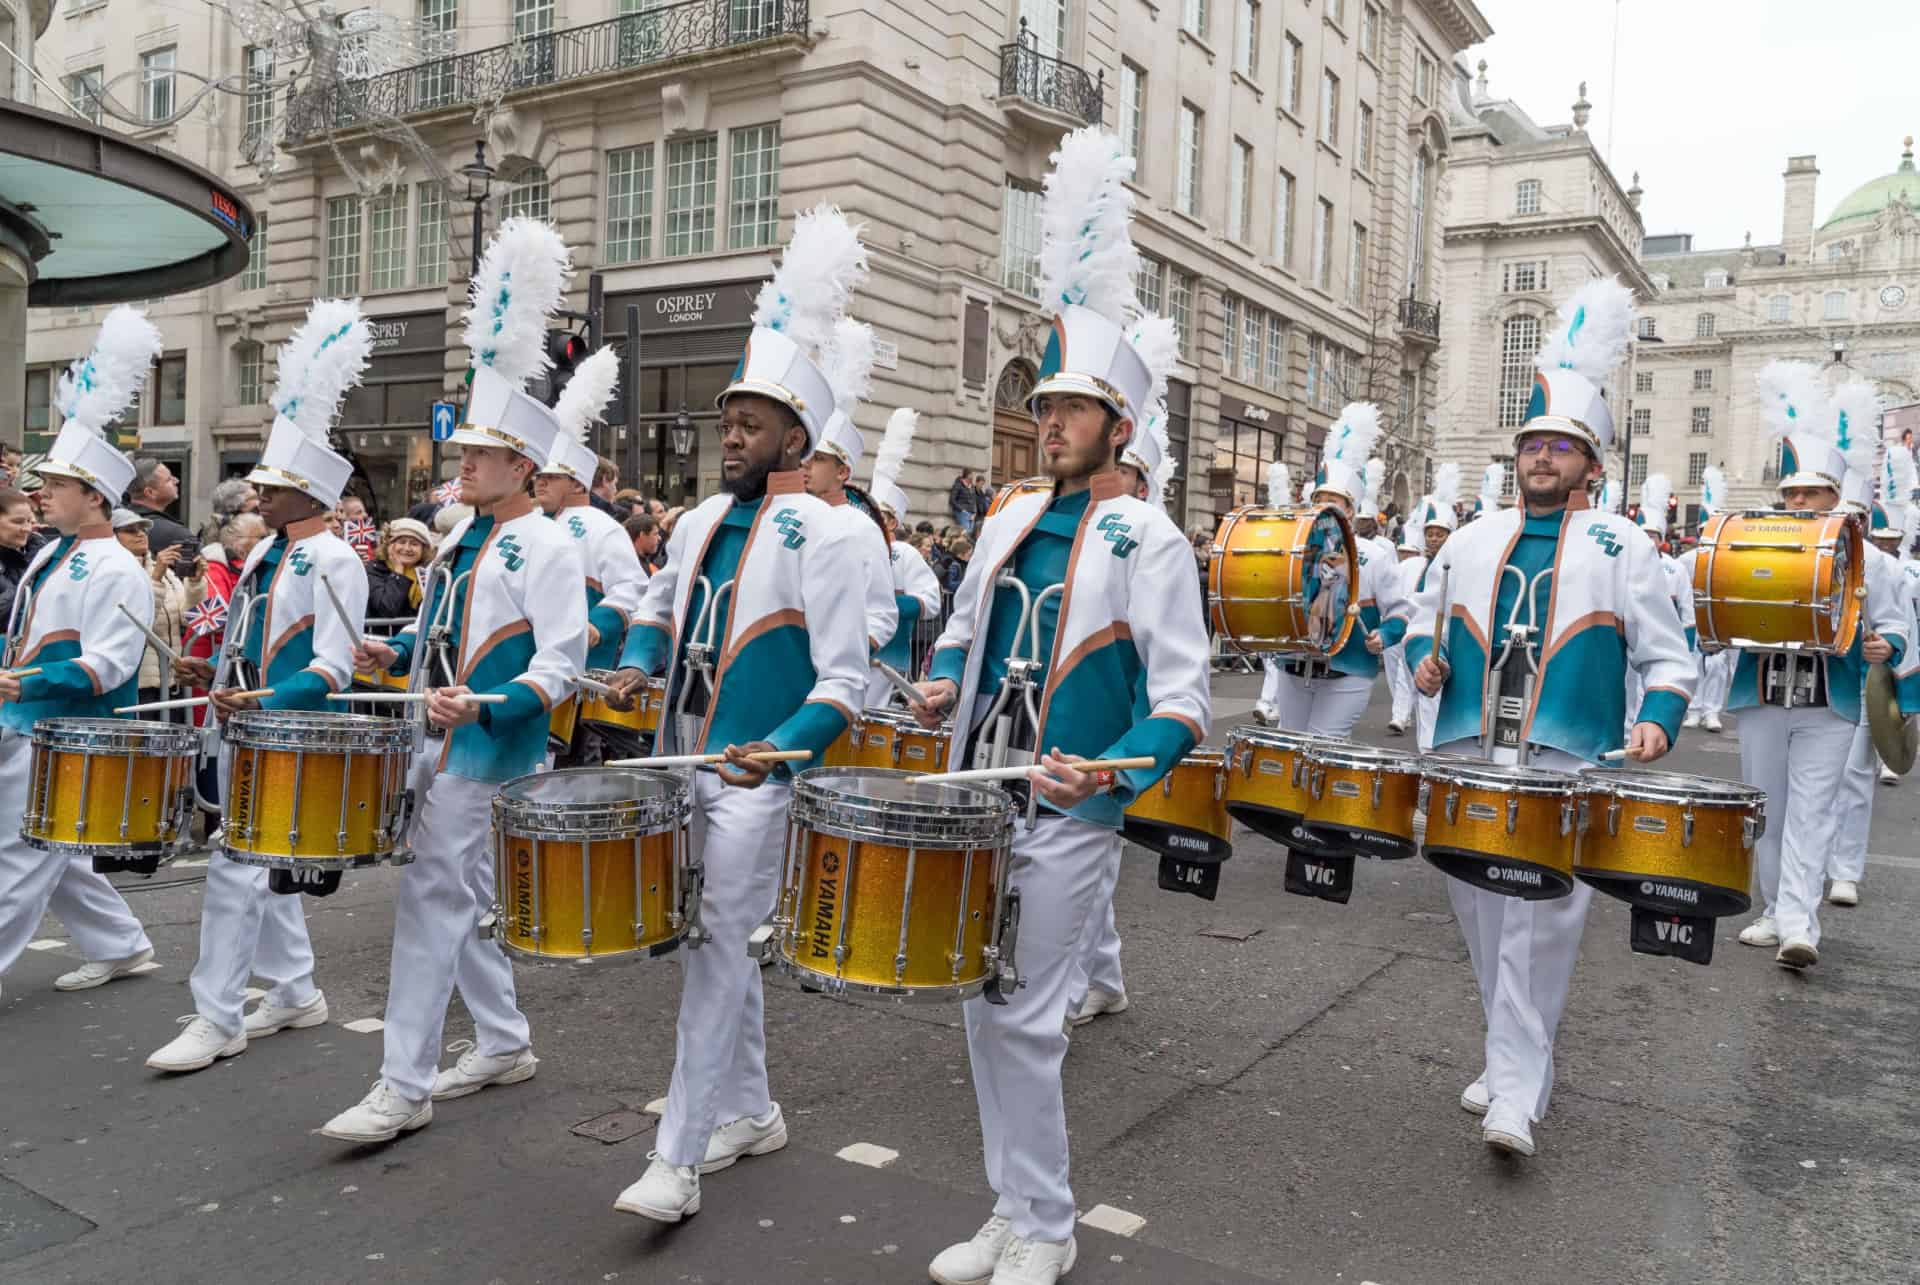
[1306,744,1424,772]
[227,709,415,750]
[1421,755,1581,795]
[1225,725,1335,753]
[792,766,1010,815]
[494,766,692,835]
[1175,746,1228,766]
[852,707,952,737]
[1576,767,1766,804]
[31,717,201,754]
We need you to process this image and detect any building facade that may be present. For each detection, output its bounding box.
[1432,61,1649,496]
[19,0,1488,530]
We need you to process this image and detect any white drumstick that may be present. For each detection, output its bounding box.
[917,756,1157,785]
[870,658,922,705]
[319,574,358,635]
[117,688,275,714]
[118,604,181,664]
[575,673,617,696]
[606,750,814,769]
[1600,749,1628,761]
[327,691,508,704]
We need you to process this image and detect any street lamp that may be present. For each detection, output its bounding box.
[461,140,495,279]
[670,405,695,461]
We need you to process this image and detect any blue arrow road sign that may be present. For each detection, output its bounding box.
[431,401,458,442]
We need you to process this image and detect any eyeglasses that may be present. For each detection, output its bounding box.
[1516,437,1583,458]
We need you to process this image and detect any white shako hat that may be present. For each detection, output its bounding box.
[1418,462,1461,532]
[450,217,572,468]
[1119,314,1180,507]
[720,206,869,452]
[1518,276,1636,458]
[1636,473,1674,538]
[1871,412,1916,538]
[869,407,918,524]
[247,299,373,508]
[538,346,621,486]
[1313,402,1383,509]
[813,316,879,471]
[1699,464,1727,520]
[1476,461,1504,515]
[39,304,164,505]
[1759,360,1851,495]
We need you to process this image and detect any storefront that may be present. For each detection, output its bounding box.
[335,308,448,520]
[1163,378,1191,525]
[1209,395,1291,521]
[604,279,764,506]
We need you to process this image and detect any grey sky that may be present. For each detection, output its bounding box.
[1464,0,1914,251]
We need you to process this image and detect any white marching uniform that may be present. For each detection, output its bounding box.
[1259,535,1411,738]
[1673,548,1732,721]
[552,496,647,671]
[0,529,154,980]
[1827,545,1916,887]
[1625,553,1695,726]
[192,517,367,1038]
[866,539,942,707]
[821,498,897,696]
[1384,555,1427,729]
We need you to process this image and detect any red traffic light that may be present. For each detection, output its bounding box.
[547,329,587,371]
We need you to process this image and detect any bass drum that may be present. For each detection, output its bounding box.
[1209,504,1359,657]
[986,476,1053,520]
[1692,509,1863,653]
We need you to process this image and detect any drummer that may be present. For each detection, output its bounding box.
[1679,467,1732,734]
[605,206,869,1223]
[0,315,163,1000]
[324,219,587,1143]
[910,126,1210,1285]
[1410,277,1695,1160]
[1623,474,1696,738]
[1383,526,1425,736]
[867,408,943,705]
[149,301,373,1074]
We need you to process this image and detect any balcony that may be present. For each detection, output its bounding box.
[285,0,809,144]
[996,21,1103,132]
[1397,295,1441,344]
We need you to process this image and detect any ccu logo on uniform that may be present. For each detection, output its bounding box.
[772,508,806,550]
[1586,523,1624,557]
[67,552,89,581]
[567,515,587,539]
[496,535,526,572]
[1097,514,1139,558]
[288,550,312,576]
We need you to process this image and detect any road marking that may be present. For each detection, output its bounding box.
[835,1142,898,1169]
[26,939,66,951]
[1080,1204,1146,1237]
[174,858,210,868]
[1868,852,1920,870]
[341,1018,385,1034]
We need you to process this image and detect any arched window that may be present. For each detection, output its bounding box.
[500,165,552,222]
[994,358,1038,412]
[1497,315,1541,428]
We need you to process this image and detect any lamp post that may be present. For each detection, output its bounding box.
[461,140,495,279]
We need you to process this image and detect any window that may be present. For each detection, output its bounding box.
[1328,0,1345,24]
[1348,222,1368,306]
[1827,243,1849,263]
[1241,299,1261,385]
[1182,0,1208,37]
[1634,371,1653,394]
[243,46,275,150]
[501,165,551,222]
[665,135,718,256]
[1273,167,1296,266]
[367,188,408,289]
[1499,457,1517,498]
[1283,34,1303,115]
[141,47,176,123]
[1222,295,1240,376]
[1321,71,1340,147]
[238,343,266,406]
[1692,368,1713,392]
[1019,0,1068,60]
[1304,334,1318,407]
[1356,102,1374,173]
[1415,52,1435,103]
[1687,452,1709,487]
[731,0,782,42]
[1629,454,1648,488]
[728,124,781,249]
[1406,148,1430,294]
[1695,312,1715,339]
[606,146,655,264]
[239,215,269,292]
[1265,312,1286,393]
[1177,103,1203,218]
[1501,260,1547,293]
[514,0,554,36]
[1630,407,1651,435]
[1497,315,1541,428]
[1169,269,1195,358]
[1824,290,1848,320]
[1135,254,1164,315]
[1311,197,1334,290]
[67,68,103,125]
[324,195,362,296]
[24,368,50,443]
[1119,61,1145,167]
[1691,406,1713,435]
[1768,293,1791,323]
[1636,317,1658,339]
[1001,179,1043,296]
[415,184,447,285]
[155,355,187,425]
[1228,139,1252,243]
[1360,3,1380,60]
[1515,179,1542,215]
[1703,269,1728,288]
[1235,0,1259,77]
[417,0,458,105]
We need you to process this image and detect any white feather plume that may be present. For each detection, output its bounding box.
[871,407,917,493]
[1757,359,1828,442]
[553,346,621,443]
[1127,314,1182,414]
[1532,276,1636,385]
[1432,462,1461,512]
[1151,433,1179,511]
[270,299,373,442]
[1265,460,1291,509]
[1480,462,1505,512]
[1881,436,1917,510]
[1322,402,1383,471]
[1361,458,1387,514]
[819,317,877,414]
[1300,476,1316,505]
[1700,464,1727,516]
[463,217,572,388]
[1036,127,1140,320]
[751,205,869,361]
[1902,503,1920,563]
[1641,472,1673,524]
[1598,478,1622,514]
[55,305,164,437]
[1828,378,1882,479]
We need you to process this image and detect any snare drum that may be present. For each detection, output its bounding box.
[1693,509,1864,653]
[1123,749,1231,861]
[1419,757,1583,900]
[838,708,952,774]
[1302,743,1423,861]
[350,666,411,693]
[986,476,1053,519]
[489,768,695,962]
[1575,769,1763,919]
[22,718,199,873]
[221,711,415,871]
[548,694,581,752]
[1209,504,1359,655]
[578,669,665,742]
[1222,725,1327,848]
[771,768,1015,1001]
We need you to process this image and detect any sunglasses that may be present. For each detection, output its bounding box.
[1516,437,1584,458]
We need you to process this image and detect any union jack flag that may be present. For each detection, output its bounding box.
[187,590,229,640]
[343,517,377,559]
[434,479,462,504]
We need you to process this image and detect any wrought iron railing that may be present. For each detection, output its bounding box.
[997,20,1103,126]
[286,0,809,142]
[1398,295,1441,339]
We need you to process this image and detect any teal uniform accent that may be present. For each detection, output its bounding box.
[5,539,138,731]
[241,540,330,712]
[978,490,1086,695]
[585,583,626,670]
[877,592,921,672]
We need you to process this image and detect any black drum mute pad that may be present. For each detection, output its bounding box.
[1285,850,1354,904]
[1158,856,1221,900]
[269,867,345,898]
[1629,907,1715,965]
[92,853,164,876]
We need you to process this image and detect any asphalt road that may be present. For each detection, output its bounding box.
[4,674,1918,1285]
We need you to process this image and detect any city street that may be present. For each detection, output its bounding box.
[3,673,1917,1285]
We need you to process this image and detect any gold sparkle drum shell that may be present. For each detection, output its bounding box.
[1209,504,1359,656]
[1419,757,1583,901]
[1692,509,1863,653]
[986,476,1053,519]
[839,708,952,774]
[578,670,666,740]
[220,711,415,871]
[1122,749,1232,862]
[1575,769,1763,919]
[1222,725,1328,848]
[1301,743,1424,861]
[22,718,199,873]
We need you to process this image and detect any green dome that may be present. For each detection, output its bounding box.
[1819,139,1920,231]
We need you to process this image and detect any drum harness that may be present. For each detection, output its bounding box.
[0,568,40,746]
[411,560,476,746]
[192,580,269,807]
[971,574,1063,830]
[1760,649,1825,709]
[671,574,734,752]
[1483,562,1556,759]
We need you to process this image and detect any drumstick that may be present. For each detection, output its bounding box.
[575,673,617,696]
[318,574,358,635]
[2,667,41,679]
[1600,749,1628,761]
[1431,564,1450,666]
[326,691,509,704]
[870,658,923,705]
[605,749,814,769]
[116,689,275,714]
[917,756,1157,786]
[118,604,181,664]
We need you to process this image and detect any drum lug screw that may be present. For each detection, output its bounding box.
[1445,787,1458,826]
[1681,803,1695,848]
[1371,772,1383,810]
[1607,799,1621,837]
[1506,795,1520,835]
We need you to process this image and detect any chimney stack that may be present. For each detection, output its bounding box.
[1781,155,1820,265]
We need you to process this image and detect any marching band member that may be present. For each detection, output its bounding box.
[1731,367,1905,968]
[1406,466,1459,749]
[0,308,163,1001]
[323,219,587,1142]
[868,408,943,701]
[1623,474,1695,733]
[1358,459,1397,567]
[1681,466,1732,733]
[1382,526,1425,735]
[911,128,1209,1285]
[1258,404,1410,739]
[148,301,374,1073]
[607,206,869,1223]
[1409,278,1694,1159]
[1474,461,1504,523]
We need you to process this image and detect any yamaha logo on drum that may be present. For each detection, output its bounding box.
[1486,865,1543,887]
[1638,880,1700,905]
[811,847,841,958]
[512,845,534,933]
[1332,781,1362,799]
[1167,833,1210,852]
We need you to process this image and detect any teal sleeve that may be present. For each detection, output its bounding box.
[1405,634,1433,669]
[1886,634,1906,669]
[387,630,417,675]
[1634,688,1688,746]
[619,622,670,674]
[476,677,550,730]
[894,595,923,629]
[1684,626,1698,652]
[929,644,967,688]
[589,603,626,647]
[18,662,97,704]
[1377,617,1408,648]
[765,700,851,780]
[261,670,330,712]
[1096,714,1199,807]
[1899,668,1920,719]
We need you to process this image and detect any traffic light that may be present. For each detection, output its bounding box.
[545,328,588,404]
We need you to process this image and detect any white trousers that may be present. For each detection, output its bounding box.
[1269,670,1375,738]
[1067,855,1124,1013]
[966,815,1120,1242]
[1688,651,1733,718]
[1385,645,1416,726]
[1437,740,1589,1124]
[1737,704,1853,948]
[655,771,790,1167]
[0,735,151,979]
[380,768,531,1103]
[1829,720,1876,884]
[190,747,318,1038]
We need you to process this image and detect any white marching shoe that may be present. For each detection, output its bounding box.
[1459,1073,1490,1116]
[1482,1105,1536,1158]
[699,1104,788,1173]
[244,991,328,1038]
[1386,719,1408,736]
[1737,916,1779,947]
[614,1153,700,1222]
[1776,938,1819,969]
[1067,987,1129,1029]
[1827,881,1860,907]
[54,946,155,991]
[1703,714,1724,733]
[146,1016,246,1073]
[322,1081,432,1143]
[930,1216,1016,1285]
[1879,763,1899,784]
[431,1040,538,1100]
[991,1235,1078,1285]
[1682,713,1702,729]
